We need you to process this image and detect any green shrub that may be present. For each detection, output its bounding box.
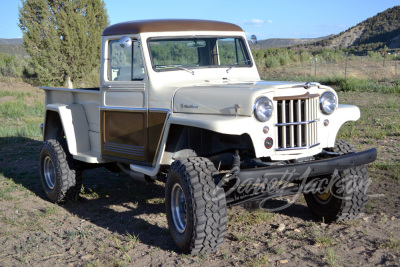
[265,56,279,68]
[368,51,383,61]
[278,52,291,66]
[312,50,345,63]
[0,52,36,78]
[300,51,311,62]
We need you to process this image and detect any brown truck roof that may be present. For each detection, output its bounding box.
[102,19,244,36]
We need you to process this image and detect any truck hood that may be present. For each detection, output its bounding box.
[173,81,311,116]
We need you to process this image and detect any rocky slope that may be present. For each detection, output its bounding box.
[299,6,400,50]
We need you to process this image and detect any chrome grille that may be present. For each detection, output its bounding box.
[275,95,319,151]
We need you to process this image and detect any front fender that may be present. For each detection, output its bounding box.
[129,113,261,177]
[325,104,360,147]
[167,113,265,157]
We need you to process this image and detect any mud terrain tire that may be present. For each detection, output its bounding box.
[39,139,82,203]
[304,140,370,222]
[166,157,227,255]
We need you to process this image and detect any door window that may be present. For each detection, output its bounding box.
[109,39,145,81]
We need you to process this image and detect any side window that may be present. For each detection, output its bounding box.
[109,39,144,81]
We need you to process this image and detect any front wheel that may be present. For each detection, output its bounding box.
[304,140,370,222]
[39,139,82,203]
[166,157,227,255]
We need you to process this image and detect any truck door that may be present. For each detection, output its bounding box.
[100,38,150,165]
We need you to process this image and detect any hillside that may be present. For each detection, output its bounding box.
[0,44,27,56]
[0,38,27,56]
[251,35,334,49]
[298,6,400,51]
[0,38,23,45]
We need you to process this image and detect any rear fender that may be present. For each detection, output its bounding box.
[44,104,90,155]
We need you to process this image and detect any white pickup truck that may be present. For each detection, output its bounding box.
[39,19,377,255]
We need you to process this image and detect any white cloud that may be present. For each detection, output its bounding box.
[243,19,272,28]
[244,19,265,27]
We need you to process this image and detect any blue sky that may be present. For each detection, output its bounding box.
[0,0,398,40]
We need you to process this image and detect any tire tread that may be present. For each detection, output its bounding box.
[39,139,82,203]
[167,157,227,255]
[305,140,370,222]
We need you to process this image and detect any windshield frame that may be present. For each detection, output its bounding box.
[147,35,253,73]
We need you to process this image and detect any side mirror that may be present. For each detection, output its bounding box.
[250,35,258,45]
[119,36,132,48]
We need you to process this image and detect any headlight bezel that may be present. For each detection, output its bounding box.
[254,96,274,122]
[320,91,337,115]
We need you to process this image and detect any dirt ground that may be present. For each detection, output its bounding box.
[0,81,399,267]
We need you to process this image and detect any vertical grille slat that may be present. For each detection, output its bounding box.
[297,100,302,147]
[275,95,320,151]
[289,100,294,148]
[282,100,286,148]
[311,97,315,144]
[305,99,309,146]
[310,97,314,145]
[314,97,318,144]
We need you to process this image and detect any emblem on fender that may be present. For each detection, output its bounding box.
[180,104,199,108]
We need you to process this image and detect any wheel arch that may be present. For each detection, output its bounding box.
[161,123,255,167]
[43,109,64,142]
[129,114,258,177]
[128,121,256,177]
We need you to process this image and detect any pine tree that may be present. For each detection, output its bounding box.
[18,0,109,88]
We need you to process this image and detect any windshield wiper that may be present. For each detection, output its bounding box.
[158,65,194,75]
[226,60,251,73]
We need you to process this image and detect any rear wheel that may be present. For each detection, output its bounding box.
[166,157,227,255]
[39,139,82,203]
[304,140,370,222]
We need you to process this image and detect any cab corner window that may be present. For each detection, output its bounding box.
[109,39,145,81]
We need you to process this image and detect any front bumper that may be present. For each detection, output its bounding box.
[236,148,377,184]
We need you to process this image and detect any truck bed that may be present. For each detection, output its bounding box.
[40,86,102,163]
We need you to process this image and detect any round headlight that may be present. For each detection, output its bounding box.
[320,91,337,115]
[254,97,273,122]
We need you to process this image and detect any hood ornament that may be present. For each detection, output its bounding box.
[304,82,321,89]
[304,82,312,89]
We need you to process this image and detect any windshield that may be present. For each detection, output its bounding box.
[149,37,251,71]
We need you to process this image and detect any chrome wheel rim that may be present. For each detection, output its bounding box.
[43,156,56,190]
[171,183,187,233]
